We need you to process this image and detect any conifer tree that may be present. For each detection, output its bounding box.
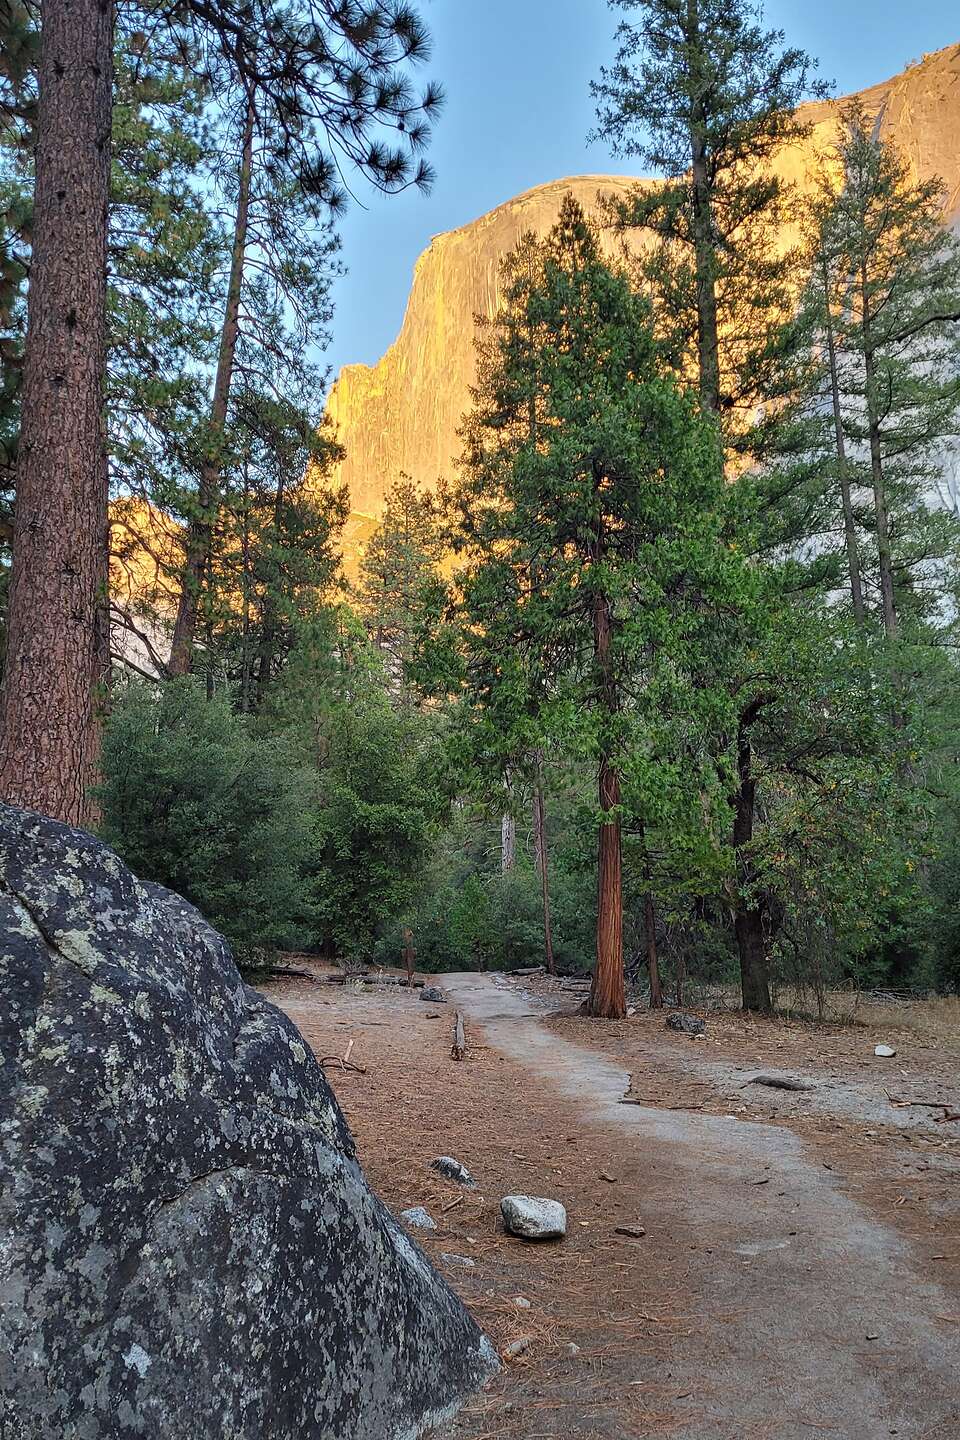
[357,473,444,702]
[592,0,826,430]
[453,198,742,1018]
[167,0,442,674]
[816,103,960,641]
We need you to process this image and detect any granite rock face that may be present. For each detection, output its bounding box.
[323,45,960,568]
[0,805,497,1440]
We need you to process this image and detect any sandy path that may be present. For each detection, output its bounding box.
[441,972,960,1440]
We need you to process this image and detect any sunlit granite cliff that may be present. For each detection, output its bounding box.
[323,44,960,556]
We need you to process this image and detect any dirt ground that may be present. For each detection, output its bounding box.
[259,965,960,1440]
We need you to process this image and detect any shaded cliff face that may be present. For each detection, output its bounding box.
[324,45,960,548]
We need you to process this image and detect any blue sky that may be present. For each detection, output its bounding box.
[323,0,959,386]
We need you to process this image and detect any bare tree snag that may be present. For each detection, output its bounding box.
[0,0,114,825]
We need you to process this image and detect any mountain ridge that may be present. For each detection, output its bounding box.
[323,44,960,556]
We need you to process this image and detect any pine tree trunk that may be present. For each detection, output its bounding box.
[686,0,721,414]
[239,460,252,714]
[0,0,114,826]
[588,544,625,1018]
[645,889,663,1009]
[821,251,867,627]
[591,752,625,1017]
[588,470,625,1019]
[860,263,899,640]
[532,763,556,975]
[169,96,255,675]
[732,708,772,1014]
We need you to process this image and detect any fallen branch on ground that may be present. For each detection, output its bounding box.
[318,1041,367,1075]
[887,1094,960,1121]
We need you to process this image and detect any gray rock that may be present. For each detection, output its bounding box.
[500,1195,567,1240]
[440,1254,476,1270]
[666,1012,706,1035]
[401,1206,438,1231]
[420,985,447,1003]
[431,1156,477,1188]
[0,805,497,1440]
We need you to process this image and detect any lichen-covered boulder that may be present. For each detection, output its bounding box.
[0,805,497,1439]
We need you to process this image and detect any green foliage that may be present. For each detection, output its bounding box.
[306,661,448,961]
[356,472,446,701]
[98,679,317,954]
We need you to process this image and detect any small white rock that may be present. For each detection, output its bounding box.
[500,1195,567,1240]
[874,1044,897,1058]
[512,1295,532,1309]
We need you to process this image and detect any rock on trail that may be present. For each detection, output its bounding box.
[0,805,496,1440]
[500,1195,567,1240]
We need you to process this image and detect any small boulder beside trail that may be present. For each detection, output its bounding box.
[421,985,447,1004]
[500,1195,567,1240]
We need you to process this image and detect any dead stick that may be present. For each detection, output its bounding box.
[452,1011,467,1061]
[318,1056,367,1075]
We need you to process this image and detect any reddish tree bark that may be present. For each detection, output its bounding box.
[0,0,114,825]
[588,551,626,1019]
[591,754,625,1017]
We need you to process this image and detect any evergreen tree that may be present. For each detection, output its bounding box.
[167,0,442,674]
[216,399,348,711]
[815,102,960,641]
[356,472,445,702]
[592,0,827,432]
[452,198,744,1018]
[107,30,224,660]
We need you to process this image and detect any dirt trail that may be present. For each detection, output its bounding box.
[441,972,960,1440]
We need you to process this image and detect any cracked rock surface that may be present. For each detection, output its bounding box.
[0,805,497,1440]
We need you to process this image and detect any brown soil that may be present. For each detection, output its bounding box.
[260,966,960,1440]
